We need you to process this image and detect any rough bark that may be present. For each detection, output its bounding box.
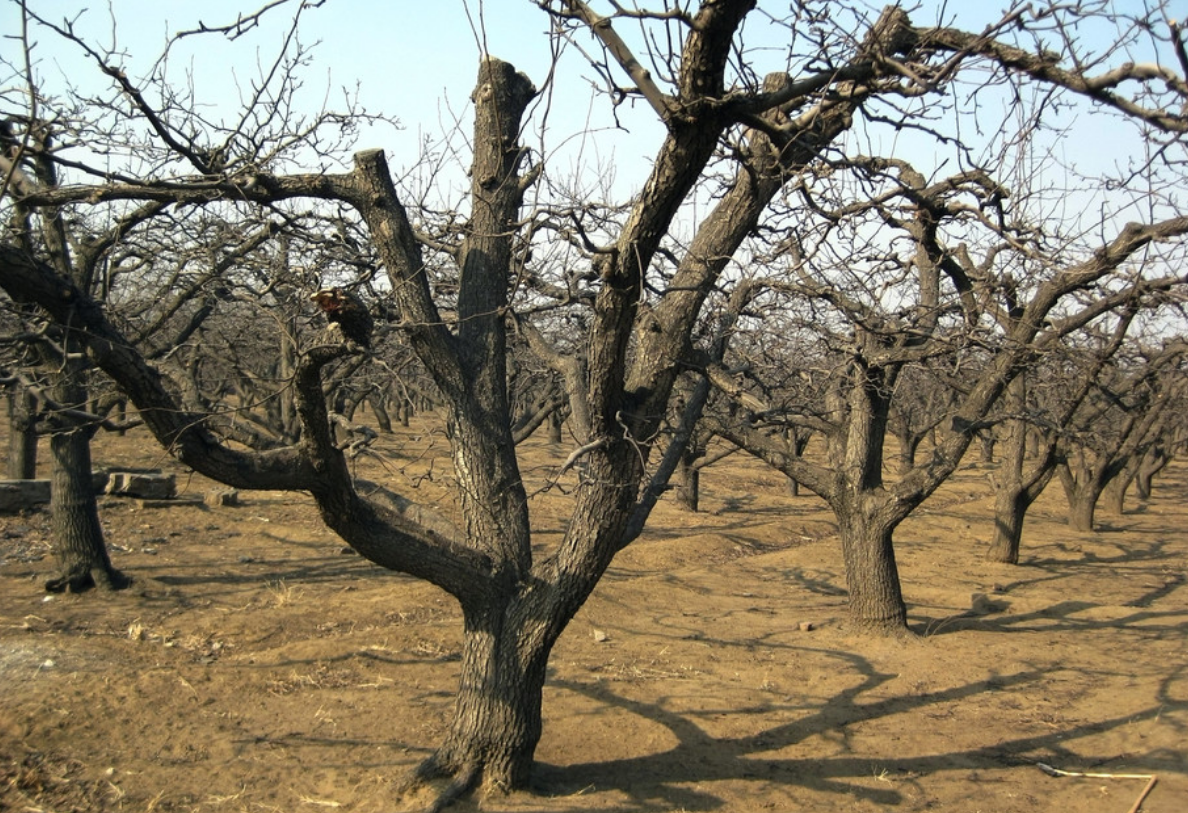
[676,452,701,512]
[837,506,908,633]
[6,386,39,479]
[987,376,1057,564]
[44,359,129,592]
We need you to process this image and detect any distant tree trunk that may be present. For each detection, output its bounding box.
[368,391,393,433]
[44,361,129,593]
[6,387,39,479]
[113,398,128,437]
[987,377,1057,564]
[1026,427,1040,457]
[978,431,995,465]
[787,474,801,497]
[781,426,812,497]
[897,432,923,473]
[675,450,700,512]
[547,410,562,444]
[278,313,300,440]
[1104,472,1131,515]
[1133,444,1170,501]
[1059,458,1110,532]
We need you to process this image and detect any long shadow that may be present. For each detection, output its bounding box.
[532,648,1187,811]
[919,598,1188,636]
[1024,537,1181,567]
[146,552,394,589]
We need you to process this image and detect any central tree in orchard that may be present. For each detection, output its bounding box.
[5,1,1188,808]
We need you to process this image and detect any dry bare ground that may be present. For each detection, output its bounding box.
[1,416,1185,812]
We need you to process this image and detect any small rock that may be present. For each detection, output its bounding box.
[592,629,609,643]
[970,592,1001,615]
[204,489,240,507]
[798,621,815,632]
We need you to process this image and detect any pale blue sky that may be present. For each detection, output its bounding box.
[0,0,1173,216]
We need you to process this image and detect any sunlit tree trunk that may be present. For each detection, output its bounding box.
[987,376,1057,564]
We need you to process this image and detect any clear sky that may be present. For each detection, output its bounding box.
[2,1,669,194]
[0,0,1166,217]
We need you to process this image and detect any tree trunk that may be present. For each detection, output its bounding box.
[1104,473,1131,515]
[46,425,129,591]
[1066,488,1099,532]
[368,392,394,433]
[42,356,129,593]
[787,474,801,498]
[986,377,1057,564]
[1058,458,1111,532]
[1134,445,1169,501]
[675,452,700,512]
[837,507,908,633]
[978,431,995,465]
[6,387,39,479]
[897,432,922,474]
[407,601,552,799]
[988,487,1030,564]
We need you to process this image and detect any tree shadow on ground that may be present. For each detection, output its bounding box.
[534,648,1186,812]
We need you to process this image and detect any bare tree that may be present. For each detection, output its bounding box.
[5,0,1188,806]
[986,315,1136,563]
[1056,340,1188,531]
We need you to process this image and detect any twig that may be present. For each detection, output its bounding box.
[1036,762,1154,780]
[1036,763,1158,813]
[1126,776,1158,813]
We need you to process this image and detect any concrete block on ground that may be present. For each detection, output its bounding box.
[204,488,240,507]
[0,480,51,513]
[107,471,177,500]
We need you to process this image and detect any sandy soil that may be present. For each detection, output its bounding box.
[1,417,1185,812]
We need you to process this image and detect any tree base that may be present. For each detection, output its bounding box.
[396,755,483,813]
[45,566,132,594]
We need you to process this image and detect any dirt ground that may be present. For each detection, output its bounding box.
[1,416,1185,813]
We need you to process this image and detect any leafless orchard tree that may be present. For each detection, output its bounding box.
[984,314,1138,563]
[5,0,1188,806]
[1055,337,1188,531]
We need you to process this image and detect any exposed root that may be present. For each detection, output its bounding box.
[44,566,132,594]
[396,755,482,813]
[425,762,481,813]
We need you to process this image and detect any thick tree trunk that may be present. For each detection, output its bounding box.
[1134,445,1169,501]
[6,387,39,479]
[837,508,908,633]
[43,358,129,593]
[1067,488,1099,532]
[1104,473,1131,515]
[406,601,552,799]
[988,487,1030,564]
[45,428,128,592]
[1059,459,1109,532]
